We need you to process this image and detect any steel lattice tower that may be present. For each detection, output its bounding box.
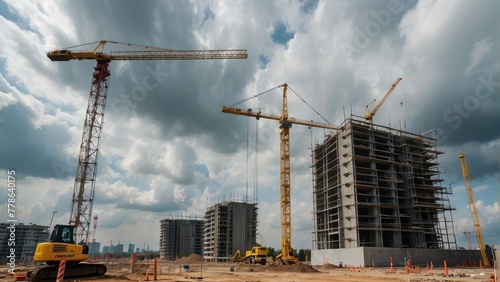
[69,61,110,244]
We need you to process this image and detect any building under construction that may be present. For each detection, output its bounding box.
[310,118,481,266]
[0,223,49,264]
[159,215,204,260]
[203,201,258,262]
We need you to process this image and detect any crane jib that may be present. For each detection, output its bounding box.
[47,49,248,61]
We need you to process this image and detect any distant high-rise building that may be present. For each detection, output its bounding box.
[203,201,258,262]
[128,243,135,254]
[159,216,203,260]
[102,246,110,254]
[115,242,124,254]
[0,223,49,264]
[89,241,101,255]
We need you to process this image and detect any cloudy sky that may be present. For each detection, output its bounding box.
[0,0,498,252]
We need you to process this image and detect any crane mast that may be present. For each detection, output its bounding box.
[279,84,292,263]
[458,153,490,266]
[222,84,340,264]
[50,40,247,244]
[69,60,110,243]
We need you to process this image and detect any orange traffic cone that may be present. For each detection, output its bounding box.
[426,262,430,272]
[145,269,149,281]
[444,260,448,277]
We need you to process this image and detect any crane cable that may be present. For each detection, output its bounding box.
[229,84,334,127]
[58,40,173,52]
[366,82,393,109]
[287,85,332,125]
[229,85,281,107]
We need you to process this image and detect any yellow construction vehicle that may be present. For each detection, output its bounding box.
[31,224,106,280]
[459,153,491,267]
[230,246,268,265]
[30,41,247,281]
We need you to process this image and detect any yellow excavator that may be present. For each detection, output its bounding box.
[230,246,268,265]
[28,40,246,281]
[30,224,106,280]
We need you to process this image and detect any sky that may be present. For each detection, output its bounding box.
[0,0,499,252]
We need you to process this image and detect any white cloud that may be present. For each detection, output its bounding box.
[474,185,489,193]
[464,37,493,75]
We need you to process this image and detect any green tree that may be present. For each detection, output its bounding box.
[298,249,305,261]
[267,247,276,258]
[305,249,311,262]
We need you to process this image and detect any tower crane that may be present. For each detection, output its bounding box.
[31,40,247,281]
[221,83,341,265]
[458,153,490,266]
[364,77,402,123]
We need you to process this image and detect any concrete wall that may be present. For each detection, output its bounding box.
[312,247,486,267]
[363,247,484,267]
[312,247,364,267]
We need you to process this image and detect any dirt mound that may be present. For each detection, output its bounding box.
[271,263,319,273]
[97,274,131,280]
[236,263,319,273]
[318,263,341,269]
[176,254,204,264]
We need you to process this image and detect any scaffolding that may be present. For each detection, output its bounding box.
[312,118,456,250]
[159,215,204,260]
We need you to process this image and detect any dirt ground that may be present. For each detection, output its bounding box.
[0,259,497,282]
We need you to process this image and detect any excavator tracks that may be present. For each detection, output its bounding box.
[29,263,106,281]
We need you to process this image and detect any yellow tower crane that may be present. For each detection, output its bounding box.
[458,153,490,267]
[221,83,341,265]
[31,40,247,281]
[364,77,402,123]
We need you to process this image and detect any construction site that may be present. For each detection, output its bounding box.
[2,40,497,282]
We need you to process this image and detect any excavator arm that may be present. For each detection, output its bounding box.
[230,250,243,262]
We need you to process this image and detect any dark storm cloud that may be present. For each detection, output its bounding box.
[60,1,196,49]
[396,1,500,144]
[0,103,73,179]
[106,54,255,155]
[338,0,417,61]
